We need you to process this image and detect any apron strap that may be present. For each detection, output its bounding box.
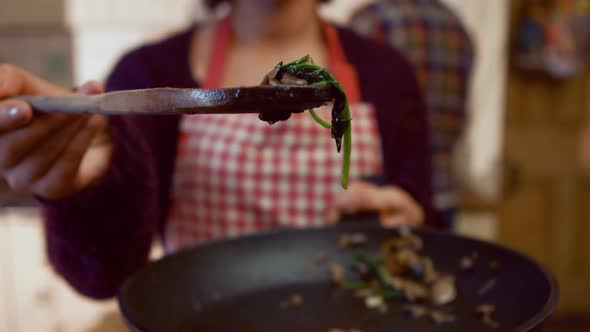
[321,22,362,104]
[202,17,232,89]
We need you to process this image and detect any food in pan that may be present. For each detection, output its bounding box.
[330,262,346,286]
[478,278,497,296]
[459,251,478,271]
[261,55,352,189]
[489,260,501,273]
[429,309,456,325]
[340,229,457,307]
[280,293,304,309]
[339,232,368,249]
[313,252,328,266]
[334,228,501,328]
[475,304,500,328]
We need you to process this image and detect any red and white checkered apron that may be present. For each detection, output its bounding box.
[164,20,383,251]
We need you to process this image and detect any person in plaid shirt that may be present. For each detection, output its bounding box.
[350,0,474,227]
[0,0,435,298]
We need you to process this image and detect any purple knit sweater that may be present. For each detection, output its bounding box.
[41,25,435,299]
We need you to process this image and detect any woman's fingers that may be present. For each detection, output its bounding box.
[0,113,72,170]
[326,181,425,227]
[0,64,70,97]
[0,65,112,199]
[2,117,88,192]
[381,214,409,228]
[0,64,71,134]
[333,181,380,212]
[326,181,380,223]
[381,211,421,228]
[76,81,104,95]
[72,115,111,190]
[0,102,33,133]
[379,187,424,227]
[32,114,110,199]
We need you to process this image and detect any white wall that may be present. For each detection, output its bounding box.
[444,0,510,201]
[66,0,206,83]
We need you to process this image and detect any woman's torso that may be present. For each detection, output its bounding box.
[164,20,384,250]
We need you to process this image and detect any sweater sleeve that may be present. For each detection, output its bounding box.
[40,50,161,299]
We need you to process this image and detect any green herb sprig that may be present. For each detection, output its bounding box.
[274,55,352,189]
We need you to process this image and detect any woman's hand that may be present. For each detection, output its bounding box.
[326,180,424,227]
[0,64,112,200]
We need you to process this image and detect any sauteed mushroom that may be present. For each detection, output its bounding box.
[460,251,479,271]
[429,310,456,325]
[431,275,457,305]
[280,293,304,309]
[403,304,428,319]
[475,304,500,328]
[339,233,368,249]
[330,263,346,286]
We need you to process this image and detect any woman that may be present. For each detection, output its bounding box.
[0,0,434,299]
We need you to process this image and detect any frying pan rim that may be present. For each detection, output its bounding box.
[117,225,559,332]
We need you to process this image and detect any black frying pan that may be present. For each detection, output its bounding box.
[118,219,558,332]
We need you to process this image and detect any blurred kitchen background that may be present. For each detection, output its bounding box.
[0,0,589,331]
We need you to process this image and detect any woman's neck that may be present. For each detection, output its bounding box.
[190,0,327,86]
[230,0,321,47]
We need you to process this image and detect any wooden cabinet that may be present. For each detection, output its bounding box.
[499,0,590,314]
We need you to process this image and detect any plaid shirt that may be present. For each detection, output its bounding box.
[351,0,474,218]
